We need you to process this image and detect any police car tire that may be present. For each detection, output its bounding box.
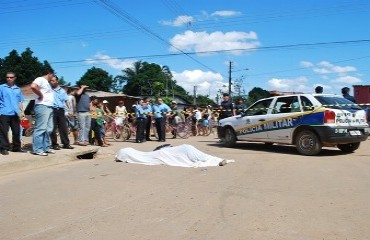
[295,130,322,156]
[224,128,236,147]
[337,142,360,153]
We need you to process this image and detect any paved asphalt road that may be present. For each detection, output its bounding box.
[0,134,369,240]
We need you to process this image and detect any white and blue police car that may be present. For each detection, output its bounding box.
[219,94,369,156]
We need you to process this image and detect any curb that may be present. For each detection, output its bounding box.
[0,146,101,177]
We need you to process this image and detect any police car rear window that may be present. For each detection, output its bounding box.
[314,96,362,110]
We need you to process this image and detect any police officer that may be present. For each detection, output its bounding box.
[152,98,171,142]
[217,93,235,142]
[135,99,152,143]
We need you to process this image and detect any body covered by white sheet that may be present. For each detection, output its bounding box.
[115,144,224,168]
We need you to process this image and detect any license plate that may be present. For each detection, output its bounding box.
[349,130,361,136]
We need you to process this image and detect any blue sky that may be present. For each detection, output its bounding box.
[1,0,370,100]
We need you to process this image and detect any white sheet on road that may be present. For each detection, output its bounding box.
[115,144,228,168]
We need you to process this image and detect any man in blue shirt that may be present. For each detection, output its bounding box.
[152,98,171,142]
[135,99,152,143]
[49,76,74,150]
[0,72,25,155]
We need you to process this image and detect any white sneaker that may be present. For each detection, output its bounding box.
[33,152,48,156]
[45,149,56,154]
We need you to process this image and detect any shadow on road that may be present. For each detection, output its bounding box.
[204,141,352,157]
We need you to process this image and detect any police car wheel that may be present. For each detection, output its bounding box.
[337,142,360,153]
[224,128,236,147]
[295,130,322,156]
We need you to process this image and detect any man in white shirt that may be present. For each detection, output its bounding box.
[30,68,55,156]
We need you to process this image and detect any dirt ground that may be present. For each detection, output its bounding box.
[0,135,369,240]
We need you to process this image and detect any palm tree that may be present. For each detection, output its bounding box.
[119,61,144,95]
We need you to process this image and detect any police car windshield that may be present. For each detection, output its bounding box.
[314,96,361,110]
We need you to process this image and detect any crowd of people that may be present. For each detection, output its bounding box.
[0,69,362,156]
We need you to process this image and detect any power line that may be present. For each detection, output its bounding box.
[1,1,369,49]
[49,39,370,65]
[94,0,221,75]
[0,0,93,14]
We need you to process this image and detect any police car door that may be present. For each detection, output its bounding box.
[236,99,273,140]
[267,96,303,143]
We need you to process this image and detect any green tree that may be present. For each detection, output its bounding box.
[76,67,114,91]
[119,61,189,99]
[246,87,270,105]
[0,48,53,86]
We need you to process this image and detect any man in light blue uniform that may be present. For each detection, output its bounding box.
[152,98,171,142]
[135,99,152,143]
[0,72,25,155]
[50,76,73,150]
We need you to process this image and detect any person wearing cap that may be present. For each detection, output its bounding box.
[217,93,235,142]
[169,100,180,138]
[114,100,127,126]
[152,97,171,142]
[102,99,112,134]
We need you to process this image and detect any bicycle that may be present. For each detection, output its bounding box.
[110,117,131,141]
[176,118,194,139]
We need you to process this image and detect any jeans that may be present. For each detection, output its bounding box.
[32,104,53,153]
[78,112,91,143]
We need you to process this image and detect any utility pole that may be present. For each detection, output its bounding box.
[228,61,232,96]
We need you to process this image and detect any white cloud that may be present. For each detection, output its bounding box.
[172,70,224,97]
[86,52,136,70]
[309,61,357,75]
[268,77,310,92]
[211,10,241,17]
[159,15,194,27]
[300,61,314,68]
[169,30,260,54]
[332,75,362,84]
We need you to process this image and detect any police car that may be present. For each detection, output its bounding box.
[219,94,369,156]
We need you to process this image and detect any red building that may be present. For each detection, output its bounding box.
[353,85,370,105]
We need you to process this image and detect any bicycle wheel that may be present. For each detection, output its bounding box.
[120,125,131,141]
[176,123,191,139]
[165,123,175,139]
